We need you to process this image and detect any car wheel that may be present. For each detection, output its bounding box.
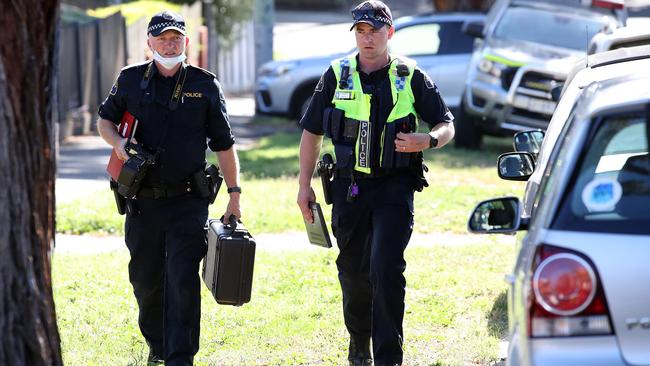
[454,100,483,149]
[291,81,318,121]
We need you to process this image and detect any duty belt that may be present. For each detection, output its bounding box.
[138,181,193,199]
[334,167,410,180]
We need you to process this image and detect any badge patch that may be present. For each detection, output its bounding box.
[581,177,622,212]
[335,91,355,100]
[424,74,435,89]
[315,75,324,92]
[358,121,371,168]
[109,80,118,96]
[183,92,203,98]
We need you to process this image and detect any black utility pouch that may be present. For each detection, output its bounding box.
[381,115,417,169]
[342,118,359,144]
[323,107,346,141]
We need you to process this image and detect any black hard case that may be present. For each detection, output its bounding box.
[202,219,256,306]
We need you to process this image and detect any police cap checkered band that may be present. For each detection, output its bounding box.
[350,0,393,31]
[147,11,186,36]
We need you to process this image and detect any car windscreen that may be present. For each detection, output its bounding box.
[554,111,650,234]
[390,21,475,56]
[493,6,610,50]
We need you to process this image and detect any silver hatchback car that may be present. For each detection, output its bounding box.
[255,12,485,119]
[469,70,650,365]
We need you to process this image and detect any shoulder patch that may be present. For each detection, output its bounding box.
[424,73,435,89]
[315,75,324,92]
[109,79,118,95]
[188,64,217,78]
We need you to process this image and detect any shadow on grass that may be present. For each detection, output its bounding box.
[487,290,509,339]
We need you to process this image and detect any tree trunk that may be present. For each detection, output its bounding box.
[0,1,63,365]
[433,0,495,12]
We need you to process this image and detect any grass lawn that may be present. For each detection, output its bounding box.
[56,128,523,235]
[55,118,522,364]
[54,238,514,365]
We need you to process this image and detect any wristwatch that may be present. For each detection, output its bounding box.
[227,186,241,194]
[428,134,439,149]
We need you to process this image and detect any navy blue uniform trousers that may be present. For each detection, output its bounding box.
[125,196,208,366]
[331,173,415,366]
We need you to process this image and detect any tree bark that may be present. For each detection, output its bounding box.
[0,1,63,365]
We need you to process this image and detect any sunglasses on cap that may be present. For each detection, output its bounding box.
[351,8,392,26]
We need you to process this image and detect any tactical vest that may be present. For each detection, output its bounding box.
[327,54,418,174]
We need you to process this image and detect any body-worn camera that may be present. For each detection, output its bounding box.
[116,141,158,198]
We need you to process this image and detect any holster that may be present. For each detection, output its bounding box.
[191,164,223,205]
[317,154,335,205]
[110,179,126,215]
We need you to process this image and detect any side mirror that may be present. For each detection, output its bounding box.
[513,130,545,156]
[497,152,535,181]
[468,196,522,233]
[462,20,485,39]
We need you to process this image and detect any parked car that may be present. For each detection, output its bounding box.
[588,17,650,54]
[514,45,650,217]
[468,54,650,365]
[456,0,627,149]
[255,13,485,119]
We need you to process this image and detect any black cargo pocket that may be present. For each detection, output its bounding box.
[331,210,340,239]
[334,144,354,169]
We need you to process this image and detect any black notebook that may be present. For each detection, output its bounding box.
[304,202,332,248]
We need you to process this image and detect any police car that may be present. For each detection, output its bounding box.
[255,12,485,119]
[456,0,627,149]
[468,45,650,365]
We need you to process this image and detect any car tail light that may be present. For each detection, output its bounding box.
[592,0,624,10]
[528,245,613,337]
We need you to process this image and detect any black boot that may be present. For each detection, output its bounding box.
[147,349,164,365]
[348,337,372,366]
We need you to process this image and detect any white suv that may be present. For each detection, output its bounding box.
[456,0,627,149]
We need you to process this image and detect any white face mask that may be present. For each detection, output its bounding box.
[153,51,186,70]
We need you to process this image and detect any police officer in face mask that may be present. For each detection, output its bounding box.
[97,11,242,366]
[297,1,455,365]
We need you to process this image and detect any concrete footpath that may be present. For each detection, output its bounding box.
[54,231,513,254]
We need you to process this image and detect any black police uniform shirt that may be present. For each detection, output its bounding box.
[300,54,454,168]
[99,62,235,187]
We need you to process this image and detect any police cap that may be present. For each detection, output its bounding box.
[147,10,186,37]
[350,0,393,31]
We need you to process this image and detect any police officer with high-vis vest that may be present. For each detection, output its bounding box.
[297,1,454,365]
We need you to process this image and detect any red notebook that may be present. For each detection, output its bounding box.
[106,111,137,180]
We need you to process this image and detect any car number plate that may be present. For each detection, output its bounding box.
[514,95,557,115]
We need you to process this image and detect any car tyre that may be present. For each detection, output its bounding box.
[454,100,483,149]
[291,82,318,121]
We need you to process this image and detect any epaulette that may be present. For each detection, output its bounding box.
[187,64,217,78]
[121,60,152,72]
